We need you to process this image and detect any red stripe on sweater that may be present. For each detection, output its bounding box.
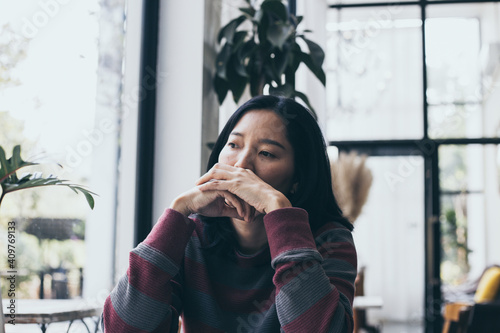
[272,260,319,292]
[103,296,150,333]
[127,252,173,303]
[318,242,357,268]
[145,209,196,264]
[329,276,355,305]
[183,256,212,294]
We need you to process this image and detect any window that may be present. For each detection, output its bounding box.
[326,1,500,332]
[0,1,127,327]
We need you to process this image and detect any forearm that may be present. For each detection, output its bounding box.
[264,208,357,333]
[103,209,195,333]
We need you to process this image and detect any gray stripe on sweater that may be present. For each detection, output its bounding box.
[271,248,323,269]
[322,258,357,282]
[185,287,279,332]
[131,243,178,277]
[184,236,203,263]
[275,264,334,326]
[110,275,170,331]
[315,228,354,247]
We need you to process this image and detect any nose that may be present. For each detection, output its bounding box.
[233,149,254,171]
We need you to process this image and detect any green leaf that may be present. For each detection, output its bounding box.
[213,75,230,104]
[261,0,289,23]
[295,15,304,26]
[215,43,232,80]
[267,22,293,49]
[298,51,326,86]
[227,56,248,103]
[217,15,246,44]
[239,6,255,17]
[0,145,36,183]
[0,145,97,210]
[238,40,257,60]
[300,36,325,67]
[232,31,248,51]
[0,146,9,180]
[234,56,249,78]
[248,58,266,96]
[293,90,317,120]
[271,43,290,79]
[76,186,95,209]
[1,173,97,209]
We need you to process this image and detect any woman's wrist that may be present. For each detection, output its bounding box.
[169,196,191,216]
[266,193,292,213]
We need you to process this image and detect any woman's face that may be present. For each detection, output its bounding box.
[218,109,296,195]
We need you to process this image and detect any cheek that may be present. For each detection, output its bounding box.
[218,148,233,164]
[259,163,294,189]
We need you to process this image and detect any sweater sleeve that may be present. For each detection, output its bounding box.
[103,208,196,333]
[263,207,357,333]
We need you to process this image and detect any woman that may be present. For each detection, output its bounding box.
[103,96,357,333]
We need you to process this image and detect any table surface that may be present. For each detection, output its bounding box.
[353,296,384,309]
[2,299,102,324]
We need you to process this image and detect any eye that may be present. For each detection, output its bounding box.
[227,142,236,148]
[260,151,275,158]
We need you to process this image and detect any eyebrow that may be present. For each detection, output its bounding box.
[230,131,286,150]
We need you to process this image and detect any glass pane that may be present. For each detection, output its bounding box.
[326,6,423,140]
[0,0,123,310]
[425,18,481,104]
[344,154,425,328]
[427,3,500,139]
[428,104,482,139]
[440,145,500,302]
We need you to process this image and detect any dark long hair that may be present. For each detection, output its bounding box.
[202,95,352,249]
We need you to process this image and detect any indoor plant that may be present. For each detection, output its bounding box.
[0,145,95,210]
[213,0,326,116]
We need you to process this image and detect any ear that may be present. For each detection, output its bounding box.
[290,182,299,194]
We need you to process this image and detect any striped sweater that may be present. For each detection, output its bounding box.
[103,207,357,333]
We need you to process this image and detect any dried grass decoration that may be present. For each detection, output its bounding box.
[330,152,373,224]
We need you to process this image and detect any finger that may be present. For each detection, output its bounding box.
[220,191,246,218]
[196,163,238,185]
[243,201,255,222]
[198,180,231,192]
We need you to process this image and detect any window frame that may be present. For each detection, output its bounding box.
[327,1,500,332]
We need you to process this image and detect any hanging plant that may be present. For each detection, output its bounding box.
[213,0,326,116]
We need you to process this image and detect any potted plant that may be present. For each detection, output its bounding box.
[213,0,326,116]
[0,145,95,210]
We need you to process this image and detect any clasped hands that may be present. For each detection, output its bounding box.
[170,163,292,222]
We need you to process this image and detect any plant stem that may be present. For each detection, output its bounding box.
[0,191,5,208]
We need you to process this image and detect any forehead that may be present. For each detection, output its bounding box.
[232,110,287,137]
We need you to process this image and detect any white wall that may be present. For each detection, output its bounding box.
[112,0,143,281]
[296,0,328,129]
[153,0,205,223]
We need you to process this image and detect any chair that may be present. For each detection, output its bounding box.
[442,265,500,333]
[442,302,472,333]
[353,266,379,333]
